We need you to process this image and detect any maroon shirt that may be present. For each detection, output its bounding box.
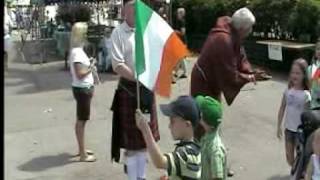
[191,16,253,105]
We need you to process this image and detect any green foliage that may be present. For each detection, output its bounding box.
[56,4,92,25]
[176,0,320,42]
[287,0,320,42]
[249,0,297,36]
[173,0,249,34]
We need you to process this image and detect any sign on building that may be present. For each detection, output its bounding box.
[268,43,283,61]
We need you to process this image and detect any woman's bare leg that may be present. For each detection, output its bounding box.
[75,120,87,158]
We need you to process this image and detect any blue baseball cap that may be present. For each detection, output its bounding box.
[160,96,200,127]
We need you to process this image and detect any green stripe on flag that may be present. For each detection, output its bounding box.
[135,0,153,75]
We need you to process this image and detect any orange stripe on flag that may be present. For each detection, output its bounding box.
[155,33,189,97]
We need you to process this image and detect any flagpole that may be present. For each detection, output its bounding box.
[136,73,141,110]
[135,0,140,110]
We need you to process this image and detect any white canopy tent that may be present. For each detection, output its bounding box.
[10,0,31,6]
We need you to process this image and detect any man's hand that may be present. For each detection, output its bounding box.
[249,74,257,85]
[135,109,149,132]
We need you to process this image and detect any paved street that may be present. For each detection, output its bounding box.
[5,41,292,180]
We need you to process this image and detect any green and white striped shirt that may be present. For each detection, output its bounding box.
[200,130,227,180]
[164,140,202,180]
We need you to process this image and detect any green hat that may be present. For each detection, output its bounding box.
[195,96,222,127]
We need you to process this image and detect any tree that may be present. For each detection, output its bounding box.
[56,3,92,25]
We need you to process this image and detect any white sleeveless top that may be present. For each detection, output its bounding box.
[312,154,320,180]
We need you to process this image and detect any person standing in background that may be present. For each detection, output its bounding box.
[4,4,13,73]
[98,27,113,73]
[16,8,23,30]
[158,5,168,22]
[172,7,188,83]
[308,40,320,110]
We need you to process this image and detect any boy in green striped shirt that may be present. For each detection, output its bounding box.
[196,96,227,180]
[136,96,202,180]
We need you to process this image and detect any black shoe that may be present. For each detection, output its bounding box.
[180,74,187,79]
[227,169,235,177]
[124,164,127,174]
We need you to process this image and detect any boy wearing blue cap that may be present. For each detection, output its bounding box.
[136,96,202,180]
[196,96,227,180]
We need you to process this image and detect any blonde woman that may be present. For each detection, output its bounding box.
[69,22,96,162]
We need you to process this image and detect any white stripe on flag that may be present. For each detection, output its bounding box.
[138,12,174,90]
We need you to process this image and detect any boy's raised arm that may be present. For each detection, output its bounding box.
[135,110,168,169]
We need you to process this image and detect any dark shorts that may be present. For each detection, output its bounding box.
[72,86,94,121]
[285,129,298,145]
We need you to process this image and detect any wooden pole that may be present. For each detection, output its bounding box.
[136,75,141,110]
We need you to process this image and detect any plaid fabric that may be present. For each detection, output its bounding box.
[112,82,160,150]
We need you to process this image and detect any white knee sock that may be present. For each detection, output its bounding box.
[126,151,147,180]
[136,152,147,179]
[127,155,137,180]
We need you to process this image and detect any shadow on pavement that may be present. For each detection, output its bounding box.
[17,153,75,172]
[5,62,119,95]
[267,175,290,180]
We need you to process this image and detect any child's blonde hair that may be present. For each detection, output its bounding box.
[70,22,88,48]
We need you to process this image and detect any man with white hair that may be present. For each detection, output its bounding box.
[190,7,257,177]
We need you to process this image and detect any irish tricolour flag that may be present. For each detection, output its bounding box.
[135,0,188,97]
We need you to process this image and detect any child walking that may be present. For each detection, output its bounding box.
[305,128,320,180]
[195,95,227,180]
[277,58,311,168]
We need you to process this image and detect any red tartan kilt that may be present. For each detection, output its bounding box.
[116,89,160,150]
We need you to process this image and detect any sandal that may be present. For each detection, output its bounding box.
[160,175,169,180]
[79,154,97,162]
[73,149,94,157]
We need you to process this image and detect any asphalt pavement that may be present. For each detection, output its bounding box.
[5,40,292,180]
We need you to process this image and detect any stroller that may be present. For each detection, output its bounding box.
[291,108,320,180]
